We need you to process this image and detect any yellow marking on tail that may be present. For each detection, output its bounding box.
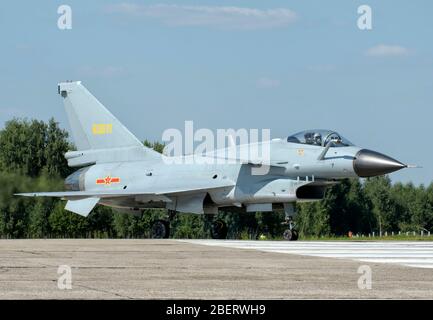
[92,124,113,135]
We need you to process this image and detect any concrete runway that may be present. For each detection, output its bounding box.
[182,240,433,269]
[1,239,433,299]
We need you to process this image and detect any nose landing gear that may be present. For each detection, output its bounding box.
[282,203,299,241]
[282,216,299,241]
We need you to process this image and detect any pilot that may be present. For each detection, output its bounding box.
[313,133,322,146]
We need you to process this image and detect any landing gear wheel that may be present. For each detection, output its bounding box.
[151,220,170,239]
[282,204,299,241]
[283,229,299,241]
[211,219,227,239]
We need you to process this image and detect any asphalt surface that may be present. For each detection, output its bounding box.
[0,239,432,299]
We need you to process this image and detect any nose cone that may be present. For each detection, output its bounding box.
[353,149,406,177]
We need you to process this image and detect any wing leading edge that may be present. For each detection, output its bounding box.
[15,183,234,200]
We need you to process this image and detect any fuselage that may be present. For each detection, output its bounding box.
[65,139,366,212]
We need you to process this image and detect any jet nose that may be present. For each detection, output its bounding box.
[353,149,406,177]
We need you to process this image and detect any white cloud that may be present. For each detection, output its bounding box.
[106,4,298,30]
[365,44,410,57]
[257,77,280,88]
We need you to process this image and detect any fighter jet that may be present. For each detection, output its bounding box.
[16,81,408,240]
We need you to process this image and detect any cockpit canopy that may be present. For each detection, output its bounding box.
[287,129,353,147]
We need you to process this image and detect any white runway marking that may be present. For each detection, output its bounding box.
[180,240,433,269]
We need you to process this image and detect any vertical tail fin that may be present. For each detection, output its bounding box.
[58,81,158,158]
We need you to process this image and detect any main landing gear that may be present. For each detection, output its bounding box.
[151,210,228,239]
[282,203,299,241]
[151,220,170,239]
[210,219,228,239]
[204,214,228,239]
[151,210,176,239]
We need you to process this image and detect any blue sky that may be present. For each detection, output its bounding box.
[0,1,432,185]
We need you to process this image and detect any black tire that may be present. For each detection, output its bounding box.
[151,220,170,239]
[211,219,227,239]
[283,229,293,241]
[283,229,299,241]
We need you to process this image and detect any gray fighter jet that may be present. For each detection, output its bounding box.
[16,81,408,240]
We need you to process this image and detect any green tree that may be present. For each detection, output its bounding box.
[297,202,330,237]
[143,140,165,154]
[45,118,72,178]
[87,206,116,238]
[0,118,71,178]
[392,183,432,232]
[364,176,400,233]
[171,213,207,239]
[255,211,285,238]
[425,184,433,231]
[48,202,89,238]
